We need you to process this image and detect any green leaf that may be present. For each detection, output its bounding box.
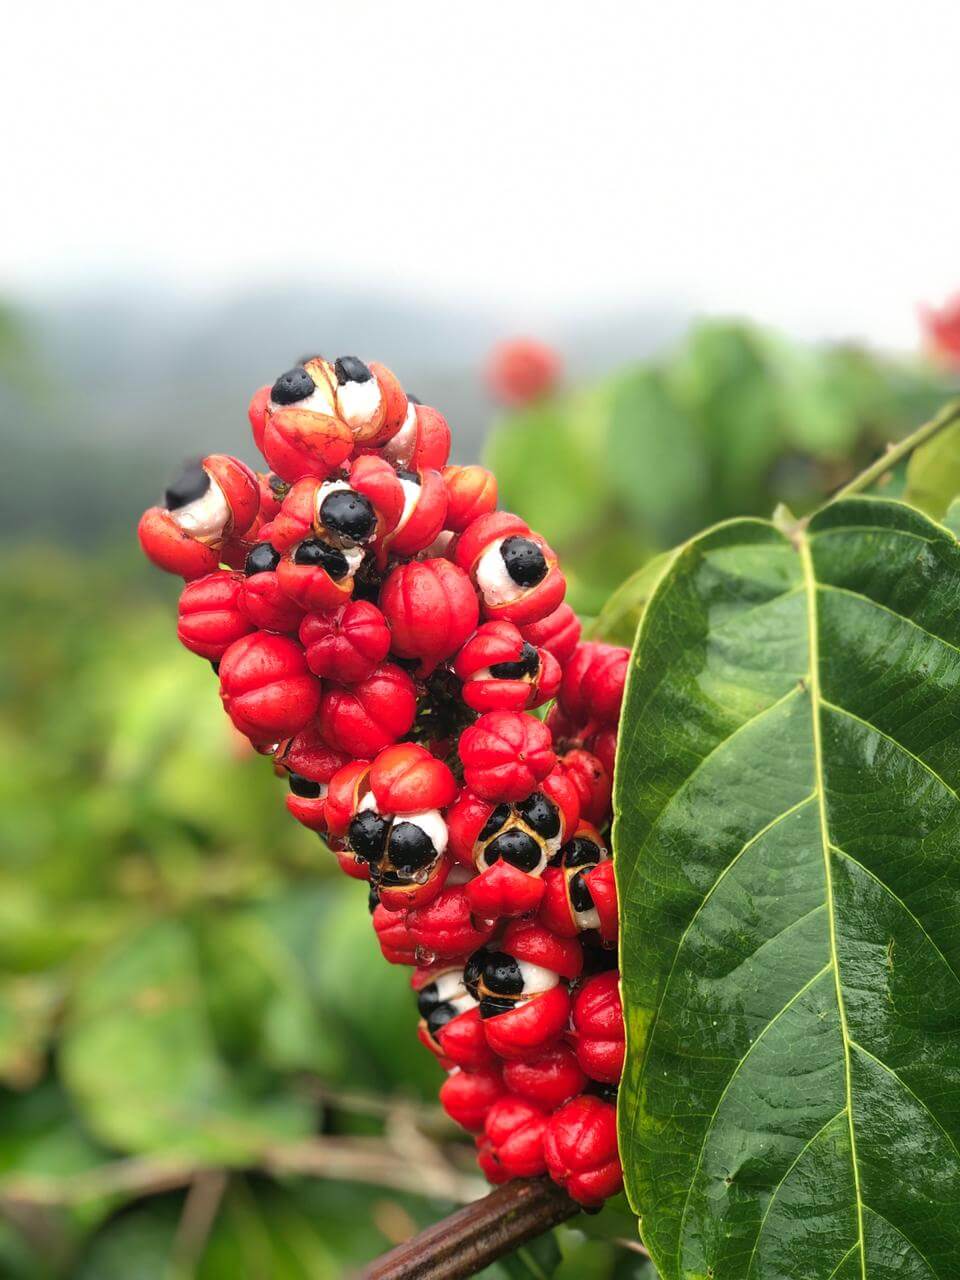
[614,498,960,1279]
[905,420,960,519]
[604,369,707,543]
[588,551,676,647]
[60,920,313,1162]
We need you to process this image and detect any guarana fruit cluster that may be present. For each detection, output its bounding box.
[138,353,628,1207]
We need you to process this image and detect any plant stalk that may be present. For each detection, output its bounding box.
[360,1178,582,1280]
[832,397,960,501]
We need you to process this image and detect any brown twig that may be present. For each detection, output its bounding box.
[171,1170,228,1270]
[0,1135,484,1210]
[360,1177,581,1280]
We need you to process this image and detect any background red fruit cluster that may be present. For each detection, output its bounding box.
[138,352,629,1206]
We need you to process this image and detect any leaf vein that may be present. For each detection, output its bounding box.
[862,1203,940,1279]
[829,844,960,994]
[674,960,831,1270]
[743,1108,847,1280]
[619,685,804,904]
[848,1039,960,1168]
[625,793,816,1159]
[820,698,960,806]
[800,529,868,1280]
[818,581,960,659]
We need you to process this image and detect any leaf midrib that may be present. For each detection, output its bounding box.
[799,528,868,1280]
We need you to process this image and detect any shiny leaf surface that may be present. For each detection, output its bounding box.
[614,498,960,1279]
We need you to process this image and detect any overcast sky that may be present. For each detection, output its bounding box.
[3,1,958,348]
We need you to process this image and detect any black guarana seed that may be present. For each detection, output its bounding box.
[500,536,547,588]
[319,489,377,542]
[479,804,510,842]
[479,995,517,1020]
[245,542,281,575]
[464,949,487,1000]
[569,870,596,914]
[489,642,540,681]
[416,981,441,1017]
[582,946,619,976]
[425,1002,458,1037]
[395,468,421,485]
[164,461,209,511]
[482,952,524,996]
[348,810,390,863]
[516,792,560,839]
[387,821,437,873]
[562,837,602,868]
[293,537,351,579]
[335,356,373,385]
[271,367,317,405]
[484,829,542,873]
[287,772,322,799]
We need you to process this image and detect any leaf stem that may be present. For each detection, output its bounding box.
[833,398,960,501]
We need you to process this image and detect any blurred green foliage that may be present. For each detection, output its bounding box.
[487,320,955,613]
[1,316,956,1277]
[0,552,640,1277]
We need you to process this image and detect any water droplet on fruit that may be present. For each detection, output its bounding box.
[415,946,437,966]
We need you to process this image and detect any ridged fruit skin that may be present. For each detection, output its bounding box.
[177,572,253,660]
[218,631,320,746]
[380,558,479,674]
[543,1095,623,1205]
[139,352,626,1207]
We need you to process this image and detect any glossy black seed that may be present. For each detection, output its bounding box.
[582,946,619,975]
[348,810,390,863]
[271,367,316,405]
[245,542,281,575]
[479,804,510,843]
[387,821,437,873]
[288,772,322,799]
[516,792,560,839]
[293,538,350,579]
[464,949,487,999]
[569,869,596,914]
[425,1001,458,1037]
[480,994,517,1019]
[319,489,376,542]
[335,356,373,385]
[482,952,524,996]
[500,536,547,587]
[484,829,542,873]
[164,462,209,511]
[562,837,603,868]
[395,468,421,485]
[416,981,441,1016]
[489,642,539,681]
